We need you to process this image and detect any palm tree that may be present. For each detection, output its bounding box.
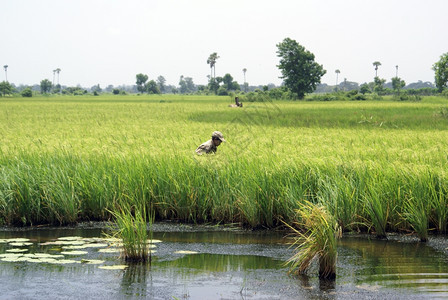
[207,53,219,79]
[3,65,8,82]
[55,68,61,93]
[242,68,247,92]
[373,61,381,77]
[53,69,56,87]
[335,69,340,90]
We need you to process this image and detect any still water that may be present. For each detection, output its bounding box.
[0,224,447,299]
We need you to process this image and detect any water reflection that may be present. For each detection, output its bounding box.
[120,263,150,298]
[340,237,448,297]
[0,226,447,299]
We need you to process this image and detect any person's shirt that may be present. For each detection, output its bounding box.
[195,139,217,155]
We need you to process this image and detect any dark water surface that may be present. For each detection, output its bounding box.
[0,224,447,299]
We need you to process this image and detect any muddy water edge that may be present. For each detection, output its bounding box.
[0,222,447,299]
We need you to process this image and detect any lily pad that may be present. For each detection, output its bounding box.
[1,257,27,262]
[9,242,33,247]
[24,253,64,259]
[25,258,44,263]
[82,237,105,243]
[98,248,121,253]
[0,253,24,258]
[81,259,105,265]
[57,236,83,241]
[6,248,28,253]
[60,250,88,255]
[83,243,108,248]
[37,258,59,263]
[6,238,30,243]
[147,239,162,244]
[62,245,88,250]
[99,265,128,270]
[175,250,198,254]
[48,259,81,264]
[40,240,85,246]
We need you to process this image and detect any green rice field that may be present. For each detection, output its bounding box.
[1,95,448,235]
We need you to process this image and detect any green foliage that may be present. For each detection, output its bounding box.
[136,73,149,93]
[0,81,13,96]
[21,88,33,97]
[285,200,341,279]
[179,76,195,94]
[62,87,88,95]
[373,76,386,94]
[107,203,153,262]
[145,80,160,94]
[359,83,371,94]
[432,52,448,92]
[391,77,406,94]
[40,79,52,94]
[276,38,326,99]
[157,75,166,93]
[207,52,219,78]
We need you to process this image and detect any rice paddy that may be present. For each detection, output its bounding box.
[0,94,448,238]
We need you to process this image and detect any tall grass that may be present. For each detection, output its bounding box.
[0,95,448,238]
[108,203,153,262]
[285,200,341,279]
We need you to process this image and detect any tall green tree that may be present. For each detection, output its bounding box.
[222,73,239,91]
[373,76,386,94]
[276,38,326,99]
[207,52,219,79]
[136,73,149,93]
[335,69,340,90]
[179,75,195,94]
[145,80,160,94]
[373,61,381,77]
[157,75,166,93]
[242,68,247,92]
[40,79,52,94]
[0,81,13,96]
[55,68,61,93]
[3,65,8,82]
[433,52,448,92]
[391,76,405,95]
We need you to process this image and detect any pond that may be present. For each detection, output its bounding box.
[0,223,447,299]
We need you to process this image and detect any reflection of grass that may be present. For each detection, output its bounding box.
[285,200,341,279]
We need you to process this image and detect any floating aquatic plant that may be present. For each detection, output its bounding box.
[99,265,128,270]
[175,250,198,255]
[60,250,88,255]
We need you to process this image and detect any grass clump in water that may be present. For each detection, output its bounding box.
[285,200,341,280]
[107,203,153,263]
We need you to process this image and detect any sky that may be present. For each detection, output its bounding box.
[1,0,447,88]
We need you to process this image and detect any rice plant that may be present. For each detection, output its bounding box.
[285,200,341,279]
[1,94,448,237]
[108,203,153,262]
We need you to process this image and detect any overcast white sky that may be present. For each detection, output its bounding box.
[1,0,447,88]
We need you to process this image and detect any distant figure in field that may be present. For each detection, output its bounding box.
[229,97,243,108]
[195,131,226,155]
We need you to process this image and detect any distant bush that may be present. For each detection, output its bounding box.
[21,88,33,97]
[112,89,120,95]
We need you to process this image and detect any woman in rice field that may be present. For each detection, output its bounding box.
[195,131,226,155]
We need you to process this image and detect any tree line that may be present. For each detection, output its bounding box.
[2,38,448,98]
